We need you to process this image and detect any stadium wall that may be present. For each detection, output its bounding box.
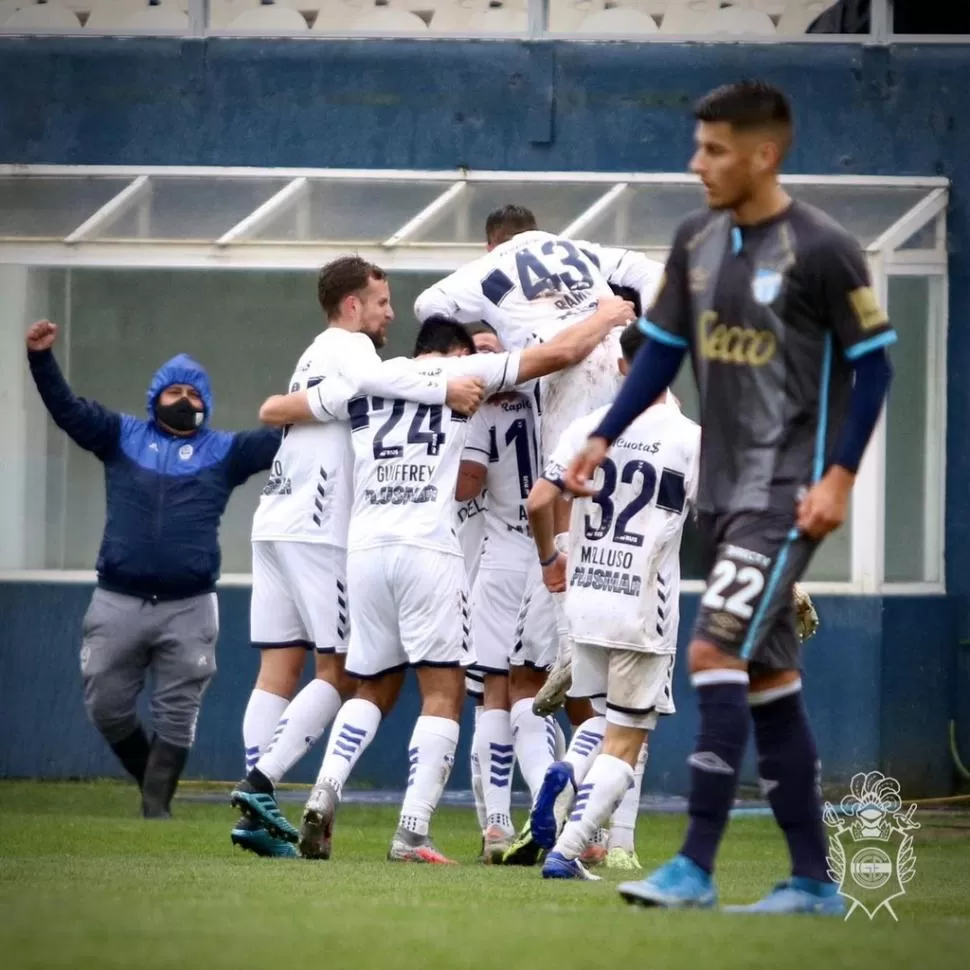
[1,38,968,796]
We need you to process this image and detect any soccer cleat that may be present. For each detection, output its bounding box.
[722,879,846,916]
[501,820,544,867]
[388,833,457,864]
[230,781,300,843]
[618,854,717,909]
[230,815,298,858]
[533,655,572,717]
[605,847,642,871]
[480,824,514,865]
[530,761,576,851]
[542,851,602,881]
[298,781,339,860]
[793,583,819,642]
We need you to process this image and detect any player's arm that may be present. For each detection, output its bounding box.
[796,233,897,540]
[26,320,122,461]
[563,225,695,496]
[414,266,487,324]
[513,294,636,384]
[576,240,666,313]
[455,410,490,502]
[226,428,284,486]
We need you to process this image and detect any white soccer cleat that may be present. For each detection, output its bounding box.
[298,781,339,860]
[479,823,515,865]
[792,583,819,642]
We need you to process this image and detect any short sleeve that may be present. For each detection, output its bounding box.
[307,375,355,423]
[451,351,522,396]
[461,410,492,465]
[813,232,898,360]
[641,221,692,349]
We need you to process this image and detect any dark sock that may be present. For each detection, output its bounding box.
[245,767,275,795]
[142,736,190,819]
[751,686,830,884]
[109,725,150,788]
[680,677,750,875]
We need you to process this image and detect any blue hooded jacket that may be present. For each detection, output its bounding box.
[28,349,281,600]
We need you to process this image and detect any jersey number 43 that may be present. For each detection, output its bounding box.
[483,240,598,306]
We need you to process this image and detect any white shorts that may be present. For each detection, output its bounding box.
[470,566,530,675]
[569,641,676,731]
[346,545,474,679]
[509,563,560,671]
[465,669,484,699]
[250,541,349,654]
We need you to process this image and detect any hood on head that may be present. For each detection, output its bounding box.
[146,353,213,425]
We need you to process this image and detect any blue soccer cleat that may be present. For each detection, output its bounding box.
[530,761,576,851]
[618,854,717,909]
[231,816,298,858]
[230,782,300,843]
[722,878,847,916]
[542,851,602,881]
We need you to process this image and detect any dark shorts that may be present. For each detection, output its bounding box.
[693,509,818,672]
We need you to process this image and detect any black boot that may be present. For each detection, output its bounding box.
[141,736,190,819]
[108,726,151,788]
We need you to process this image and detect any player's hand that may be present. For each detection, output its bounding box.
[796,467,854,540]
[26,320,58,352]
[541,553,567,593]
[595,295,637,329]
[563,436,609,497]
[445,377,485,416]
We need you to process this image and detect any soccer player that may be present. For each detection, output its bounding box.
[230,257,484,855]
[287,296,635,863]
[525,322,701,880]
[454,329,541,862]
[565,81,896,915]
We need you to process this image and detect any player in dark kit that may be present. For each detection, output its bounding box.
[564,81,896,915]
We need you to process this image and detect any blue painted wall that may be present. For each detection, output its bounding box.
[0,37,967,793]
[0,583,955,796]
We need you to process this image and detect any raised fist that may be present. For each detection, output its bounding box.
[26,320,58,352]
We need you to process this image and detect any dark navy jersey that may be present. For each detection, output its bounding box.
[644,200,897,514]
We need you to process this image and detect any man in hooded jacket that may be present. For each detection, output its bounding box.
[26,319,281,819]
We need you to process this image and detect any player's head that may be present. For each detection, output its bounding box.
[618,321,646,377]
[690,80,793,211]
[485,204,538,251]
[610,284,642,320]
[465,321,502,354]
[317,256,393,347]
[414,315,477,358]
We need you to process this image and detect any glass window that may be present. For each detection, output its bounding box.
[883,275,940,582]
[0,177,131,239]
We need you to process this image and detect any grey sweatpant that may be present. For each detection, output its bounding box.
[80,588,219,749]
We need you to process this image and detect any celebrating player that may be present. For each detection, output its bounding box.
[525,322,700,879]
[287,295,634,863]
[565,81,896,914]
[230,257,483,855]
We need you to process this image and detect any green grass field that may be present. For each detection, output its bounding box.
[1,781,968,970]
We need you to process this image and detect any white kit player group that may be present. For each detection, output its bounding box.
[228,205,818,876]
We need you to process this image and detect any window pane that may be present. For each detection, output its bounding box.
[252,180,451,242]
[0,176,131,239]
[98,177,292,241]
[884,275,936,582]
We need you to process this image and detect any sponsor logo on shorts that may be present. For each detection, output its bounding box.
[825,771,919,921]
[722,545,771,568]
[707,610,744,642]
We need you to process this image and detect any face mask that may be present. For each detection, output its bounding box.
[155,397,203,433]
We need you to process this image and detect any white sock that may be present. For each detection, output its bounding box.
[510,698,557,802]
[474,708,514,833]
[254,679,343,785]
[554,754,633,861]
[470,706,487,830]
[315,698,382,798]
[564,716,607,785]
[609,740,648,852]
[242,688,289,772]
[398,716,460,838]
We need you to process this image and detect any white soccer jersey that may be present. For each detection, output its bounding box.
[414,230,664,349]
[460,391,539,570]
[543,399,701,654]
[311,351,522,556]
[251,328,446,547]
[456,493,487,585]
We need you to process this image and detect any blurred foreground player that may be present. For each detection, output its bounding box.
[566,81,895,914]
[26,320,280,818]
